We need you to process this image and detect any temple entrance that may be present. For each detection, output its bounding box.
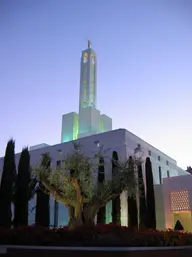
[173,211,192,232]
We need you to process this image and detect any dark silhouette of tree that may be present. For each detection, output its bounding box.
[35,153,51,227]
[138,164,147,228]
[97,157,106,224]
[128,196,138,227]
[14,148,30,227]
[128,156,138,228]
[112,151,121,225]
[53,160,61,228]
[145,157,156,229]
[0,139,16,228]
[174,220,184,231]
[186,166,192,175]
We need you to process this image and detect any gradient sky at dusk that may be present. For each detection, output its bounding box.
[0,0,191,168]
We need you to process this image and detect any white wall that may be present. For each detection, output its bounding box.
[124,130,181,184]
[61,112,78,143]
[100,114,112,133]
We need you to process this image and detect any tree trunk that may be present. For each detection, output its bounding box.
[68,215,84,230]
[68,200,101,230]
[68,205,75,225]
[68,212,95,230]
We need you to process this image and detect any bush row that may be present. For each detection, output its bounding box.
[0,224,192,247]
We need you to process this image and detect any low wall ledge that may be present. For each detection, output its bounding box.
[0,245,192,252]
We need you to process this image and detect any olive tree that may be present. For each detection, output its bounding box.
[33,143,140,230]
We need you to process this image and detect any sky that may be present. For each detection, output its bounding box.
[0,0,191,169]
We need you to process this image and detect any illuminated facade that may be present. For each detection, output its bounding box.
[100,114,113,133]
[79,43,97,109]
[78,107,100,138]
[61,112,78,143]
[170,190,190,212]
[162,175,192,232]
[61,41,112,143]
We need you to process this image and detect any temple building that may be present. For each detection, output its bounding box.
[0,41,190,231]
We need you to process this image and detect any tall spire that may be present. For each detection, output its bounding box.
[79,38,96,110]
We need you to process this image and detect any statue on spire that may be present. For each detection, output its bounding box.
[88,39,91,48]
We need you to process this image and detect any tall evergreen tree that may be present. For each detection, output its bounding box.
[0,139,16,228]
[35,153,50,227]
[97,157,106,224]
[14,148,30,227]
[138,164,147,228]
[128,196,138,227]
[127,156,138,228]
[145,157,156,229]
[112,151,121,225]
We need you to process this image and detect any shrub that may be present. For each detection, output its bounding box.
[0,224,192,247]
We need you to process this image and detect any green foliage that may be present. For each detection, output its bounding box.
[33,143,139,228]
[145,157,156,229]
[35,153,51,227]
[41,153,51,168]
[94,156,138,208]
[34,146,96,207]
[14,147,30,227]
[0,139,16,228]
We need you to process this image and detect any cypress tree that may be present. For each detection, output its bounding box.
[112,151,121,225]
[14,148,30,227]
[138,164,147,228]
[35,153,50,227]
[128,196,138,227]
[127,156,138,228]
[0,139,16,228]
[145,157,156,229]
[97,157,106,224]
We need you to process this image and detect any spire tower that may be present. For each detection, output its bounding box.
[79,40,97,110]
[61,41,112,143]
